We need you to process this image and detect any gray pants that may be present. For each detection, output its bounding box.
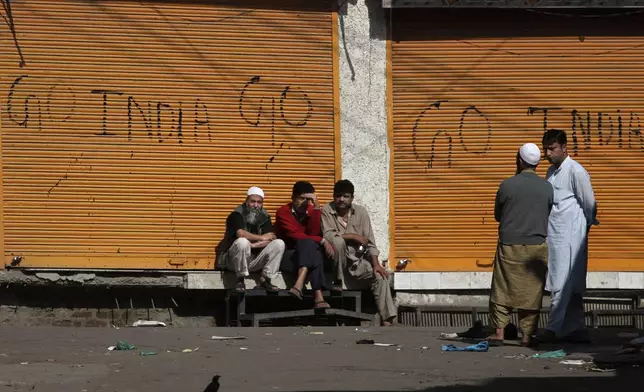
[226,238,284,279]
[330,237,397,321]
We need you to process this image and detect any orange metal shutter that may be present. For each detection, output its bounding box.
[0,0,338,269]
[390,9,644,272]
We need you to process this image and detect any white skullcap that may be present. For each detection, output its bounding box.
[247,186,264,199]
[519,143,541,166]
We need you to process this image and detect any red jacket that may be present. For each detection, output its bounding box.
[275,203,323,249]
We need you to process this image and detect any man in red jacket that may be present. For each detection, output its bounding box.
[275,181,335,309]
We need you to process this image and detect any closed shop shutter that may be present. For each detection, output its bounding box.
[390,9,644,271]
[0,0,338,269]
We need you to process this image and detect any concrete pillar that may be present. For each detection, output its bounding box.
[338,0,390,261]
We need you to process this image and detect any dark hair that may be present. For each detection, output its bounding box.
[292,181,315,196]
[333,179,354,196]
[542,129,567,146]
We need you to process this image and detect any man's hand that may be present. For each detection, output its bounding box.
[372,263,389,279]
[260,232,276,241]
[302,193,319,209]
[355,235,369,246]
[323,241,335,258]
[251,240,270,249]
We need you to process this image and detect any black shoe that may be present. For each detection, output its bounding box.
[235,278,246,293]
[562,329,591,344]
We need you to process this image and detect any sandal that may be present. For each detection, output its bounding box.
[314,301,330,309]
[259,277,279,293]
[235,279,246,293]
[288,287,303,300]
[484,336,505,346]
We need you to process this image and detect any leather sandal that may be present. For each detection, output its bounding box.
[288,287,303,300]
[314,301,330,309]
[259,277,279,293]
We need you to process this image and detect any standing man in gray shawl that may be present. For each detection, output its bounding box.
[488,143,553,346]
[220,186,285,293]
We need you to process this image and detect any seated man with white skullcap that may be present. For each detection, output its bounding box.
[220,186,285,293]
[488,143,553,347]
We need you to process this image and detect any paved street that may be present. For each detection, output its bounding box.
[0,326,640,392]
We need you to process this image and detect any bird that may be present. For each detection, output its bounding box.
[203,375,220,392]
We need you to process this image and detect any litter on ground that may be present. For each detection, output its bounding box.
[132,320,167,327]
[559,359,590,366]
[441,341,489,352]
[211,335,247,340]
[114,341,136,351]
[531,349,566,359]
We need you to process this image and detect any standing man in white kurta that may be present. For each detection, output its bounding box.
[538,129,598,344]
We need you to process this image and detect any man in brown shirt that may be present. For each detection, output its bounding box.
[321,180,397,326]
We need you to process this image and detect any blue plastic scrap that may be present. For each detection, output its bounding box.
[441,341,489,352]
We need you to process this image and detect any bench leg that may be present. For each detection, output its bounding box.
[236,294,246,327]
[225,292,231,327]
[354,293,362,314]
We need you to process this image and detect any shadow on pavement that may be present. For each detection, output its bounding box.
[294,365,641,391]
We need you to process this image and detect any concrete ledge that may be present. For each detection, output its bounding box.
[0,270,185,287]
[4,270,640,291]
[394,272,644,291]
[0,270,372,291]
[185,271,371,290]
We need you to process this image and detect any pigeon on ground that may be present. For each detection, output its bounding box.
[203,375,220,392]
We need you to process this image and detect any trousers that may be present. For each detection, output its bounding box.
[280,238,326,291]
[329,237,396,320]
[489,301,540,337]
[226,238,284,279]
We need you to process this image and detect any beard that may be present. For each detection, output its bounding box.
[245,207,261,225]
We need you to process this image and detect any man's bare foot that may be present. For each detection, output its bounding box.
[521,337,536,347]
[381,317,396,326]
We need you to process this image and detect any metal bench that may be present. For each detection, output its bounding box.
[225,288,376,327]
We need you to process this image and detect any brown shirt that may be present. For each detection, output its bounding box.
[321,202,380,261]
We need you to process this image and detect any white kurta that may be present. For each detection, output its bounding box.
[545,156,597,294]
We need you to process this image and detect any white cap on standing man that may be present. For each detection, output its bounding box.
[519,143,541,166]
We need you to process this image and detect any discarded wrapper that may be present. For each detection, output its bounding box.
[356,339,397,347]
[211,335,247,340]
[589,367,615,373]
[531,349,567,359]
[132,320,167,327]
[441,341,489,352]
[115,341,136,351]
[559,360,589,366]
[309,332,324,335]
[139,351,157,356]
[440,332,459,339]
